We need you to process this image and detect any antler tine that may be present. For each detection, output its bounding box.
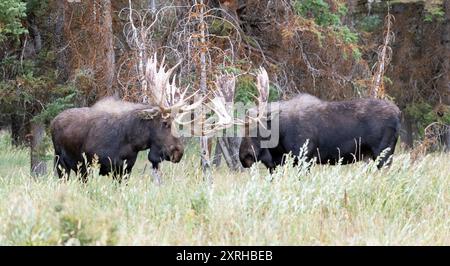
[242,67,270,127]
[210,93,233,126]
[144,53,187,111]
[200,73,238,134]
[256,67,269,105]
[180,92,205,112]
[173,73,245,135]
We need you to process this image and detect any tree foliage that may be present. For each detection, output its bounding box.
[0,0,28,42]
[293,0,359,47]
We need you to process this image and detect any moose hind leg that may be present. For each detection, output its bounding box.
[373,129,399,169]
[117,158,135,183]
[54,154,70,180]
[110,165,125,183]
[73,161,89,183]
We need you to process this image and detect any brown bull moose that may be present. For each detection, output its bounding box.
[50,55,201,182]
[239,73,401,172]
[50,97,184,181]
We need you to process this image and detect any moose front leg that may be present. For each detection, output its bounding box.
[148,150,163,185]
[151,162,162,185]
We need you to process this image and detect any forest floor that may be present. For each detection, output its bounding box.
[0,132,448,245]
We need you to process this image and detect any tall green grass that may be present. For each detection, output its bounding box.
[0,132,448,245]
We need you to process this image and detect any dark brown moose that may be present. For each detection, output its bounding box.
[239,93,401,172]
[50,55,201,182]
[50,97,184,181]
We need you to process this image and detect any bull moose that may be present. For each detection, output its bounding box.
[50,55,201,182]
[239,93,401,172]
[50,97,184,181]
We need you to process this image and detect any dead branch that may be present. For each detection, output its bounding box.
[371,8,395,98]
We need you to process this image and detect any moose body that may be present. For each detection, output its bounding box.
[239,94,401,171]
[50,97,183,180]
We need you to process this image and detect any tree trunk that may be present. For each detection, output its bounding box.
[100,0,116,96]
[441,0,450,151]
[30,120,47,177]
[198,0,212,182]
[344,0,358,29]
[10,113,29,147]
[212,140,222,167]
[213,73,240,171]
[55,0,70,83]
[217,137,242,171]
[445,128,450,152]
[400,114,414,149]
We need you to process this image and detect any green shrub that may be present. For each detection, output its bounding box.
[234,75,280,104]
[293,0,360,59]
[0,0,28,42]
[405,102,450,137]
[336,25,358,44]
[358,15,382,32]
[294,0,343,27]
[190,190,209,216]
[424,7,445,23]
[32,92,77,124]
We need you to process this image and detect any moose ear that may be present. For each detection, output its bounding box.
[138,107,160,120]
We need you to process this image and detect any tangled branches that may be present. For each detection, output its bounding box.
[411,122,450,161]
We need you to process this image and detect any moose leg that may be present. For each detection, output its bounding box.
[120,158,136,183]
[151,162,162,185]
[287,139,315,170]
[121,164,134,184]
[77,164,89,183]
[109,166,122,182]
[54,154,70,180]
[111,164,132,184]
[373,129,399,169]
[267,153,284,174]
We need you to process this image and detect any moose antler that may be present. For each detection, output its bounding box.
[202,74,236,135]
[245,67,271,127]
[153,66,271,136]
[255,67,270,121]
[202,68,271,135]
[144,53,204,116]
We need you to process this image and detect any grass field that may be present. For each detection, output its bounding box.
[0,132,448,245]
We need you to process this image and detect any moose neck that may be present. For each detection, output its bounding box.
[126,112,156,152]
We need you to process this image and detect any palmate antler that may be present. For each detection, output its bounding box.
[202,68,271,135]
[143,56,271,136]
[249,67,270,126]
[144,54,203,117]
[202,75,236,135]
